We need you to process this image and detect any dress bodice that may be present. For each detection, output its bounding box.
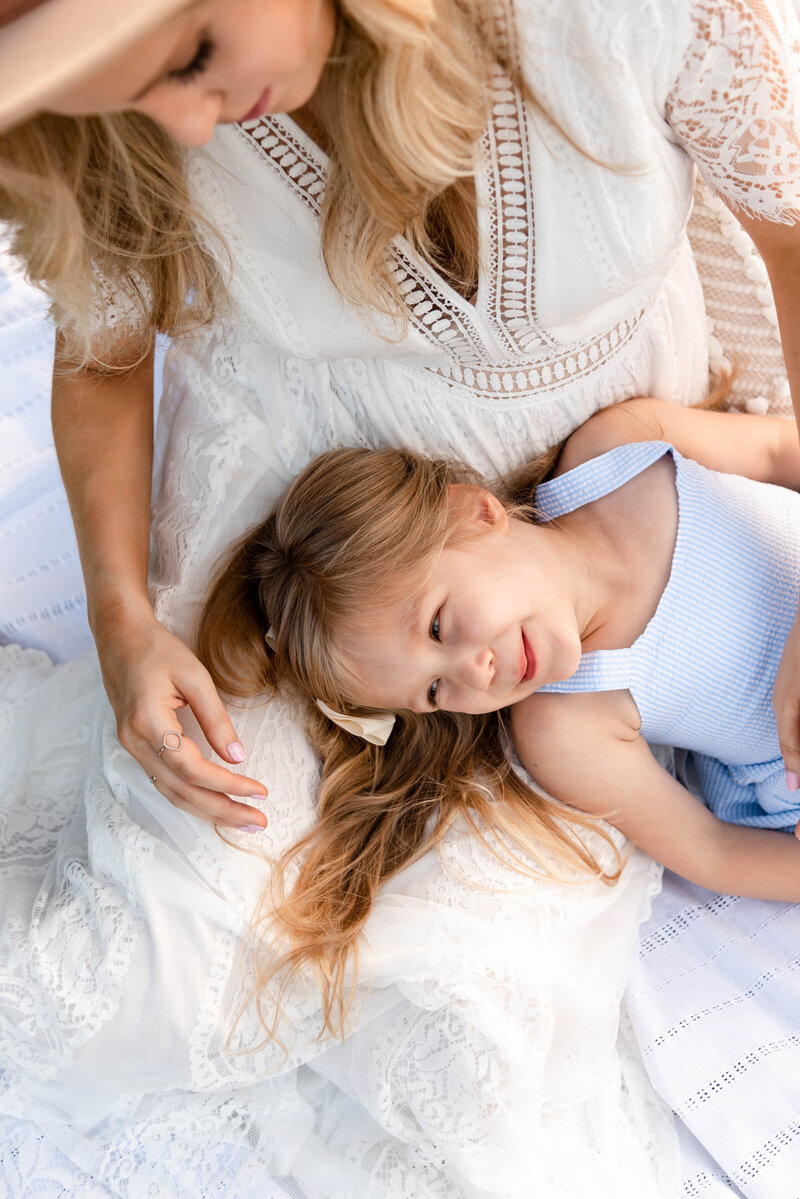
[536,440,800,827]
[151,0,800,647]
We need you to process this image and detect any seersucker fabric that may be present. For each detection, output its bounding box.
[536,440,800,831]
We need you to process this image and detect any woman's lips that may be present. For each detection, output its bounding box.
[240,87,272,124]
[521,631,536,683]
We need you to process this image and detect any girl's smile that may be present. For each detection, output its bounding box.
[341,487,594,715]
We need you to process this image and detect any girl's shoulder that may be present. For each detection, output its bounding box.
[511,684,644,807]
[553,398,670,478]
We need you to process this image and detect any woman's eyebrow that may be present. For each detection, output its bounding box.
[130,14,201,101]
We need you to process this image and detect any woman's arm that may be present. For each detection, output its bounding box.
[52,338,267,829]
[728,212,800,792]
[513,690,800,901]
[729,208,800,434]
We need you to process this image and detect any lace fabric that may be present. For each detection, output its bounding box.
[667,0,800,225]
[3,0,800,1192]
[0,645,673,1197]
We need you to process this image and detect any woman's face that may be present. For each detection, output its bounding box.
[47,0,336,146]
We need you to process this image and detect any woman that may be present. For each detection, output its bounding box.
[0,0,798,1192]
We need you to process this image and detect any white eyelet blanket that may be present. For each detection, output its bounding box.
[1,175,800,1196]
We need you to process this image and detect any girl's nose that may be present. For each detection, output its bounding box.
[459,647,494,690]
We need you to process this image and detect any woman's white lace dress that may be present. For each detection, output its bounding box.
[1,0,800,1195]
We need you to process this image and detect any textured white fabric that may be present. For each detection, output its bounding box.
[2,0,800,1193]
[627,874,800,1196]
[0,262,92,661]
[0,643,674,1198]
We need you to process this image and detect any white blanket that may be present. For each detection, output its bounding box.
[2,228,797,1194]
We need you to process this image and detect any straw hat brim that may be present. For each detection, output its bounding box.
[0,0,191,131]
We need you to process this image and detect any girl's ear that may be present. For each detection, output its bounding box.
[448,484,509,530]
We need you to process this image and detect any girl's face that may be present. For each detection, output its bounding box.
[47,0,336,146]
[341,490,587,716]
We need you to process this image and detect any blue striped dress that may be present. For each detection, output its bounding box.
[535,440,800,832]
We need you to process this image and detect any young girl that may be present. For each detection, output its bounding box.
[2,0,800,832]
[197,396,800,1011]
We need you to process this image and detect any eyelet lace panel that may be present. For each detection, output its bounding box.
[235,0,651,403]
[666,0,800,224]
[235,105,649,402]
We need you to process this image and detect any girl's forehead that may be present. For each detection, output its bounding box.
[360,576,430,631]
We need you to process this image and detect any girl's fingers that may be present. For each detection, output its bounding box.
[774,687,800,777]
[773,617,800,783]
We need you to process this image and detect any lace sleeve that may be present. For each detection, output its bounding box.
[665,0,800,224]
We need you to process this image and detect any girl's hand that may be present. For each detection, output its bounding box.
[773,606,800,796]
[94,601,268,830]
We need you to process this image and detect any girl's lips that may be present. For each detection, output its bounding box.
[521,631,536,683]
[240,87,272,124]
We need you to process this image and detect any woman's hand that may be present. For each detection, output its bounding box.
[95,600,268,829]
[773,605,800,798]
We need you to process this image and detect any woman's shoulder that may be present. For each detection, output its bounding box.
[510,0,694,88]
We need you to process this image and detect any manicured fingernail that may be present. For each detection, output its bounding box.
[227,741,246,763]
[248,794,267,802]
[786,770,799,792]
[239,824,262,834]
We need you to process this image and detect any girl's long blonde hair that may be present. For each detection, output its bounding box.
[0,0,503,365]
[197,445,621,1038]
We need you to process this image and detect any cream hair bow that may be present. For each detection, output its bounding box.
[265,627,396,746]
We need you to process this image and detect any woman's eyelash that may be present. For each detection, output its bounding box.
[168,37,214,84]
[428,678,439,706]
[430,612,441,642]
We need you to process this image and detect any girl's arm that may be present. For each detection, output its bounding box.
[52,338,267,829]
[512,689,800,902]
[562,395,800,490]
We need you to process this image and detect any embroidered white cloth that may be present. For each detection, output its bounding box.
[627,874,800,1197]
[151,0,800,648]
[1,0,800,1193]
[0,643,675,1197]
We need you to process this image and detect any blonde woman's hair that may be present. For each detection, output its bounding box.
[0,0,513,364]
[196,445,620,1038]
[0,109,223,369]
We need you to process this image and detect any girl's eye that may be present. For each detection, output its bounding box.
[428,678,440,707]
[431,612,441,642]
[168,37,214,84]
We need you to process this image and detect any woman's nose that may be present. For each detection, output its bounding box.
[153,90,224,147]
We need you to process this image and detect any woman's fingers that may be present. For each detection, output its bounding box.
[179,664,250,765]
[150,773,268,830]
[94,611,271,825]
[134,709,268,828]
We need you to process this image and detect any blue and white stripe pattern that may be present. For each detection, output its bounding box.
[535,440,800,831]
